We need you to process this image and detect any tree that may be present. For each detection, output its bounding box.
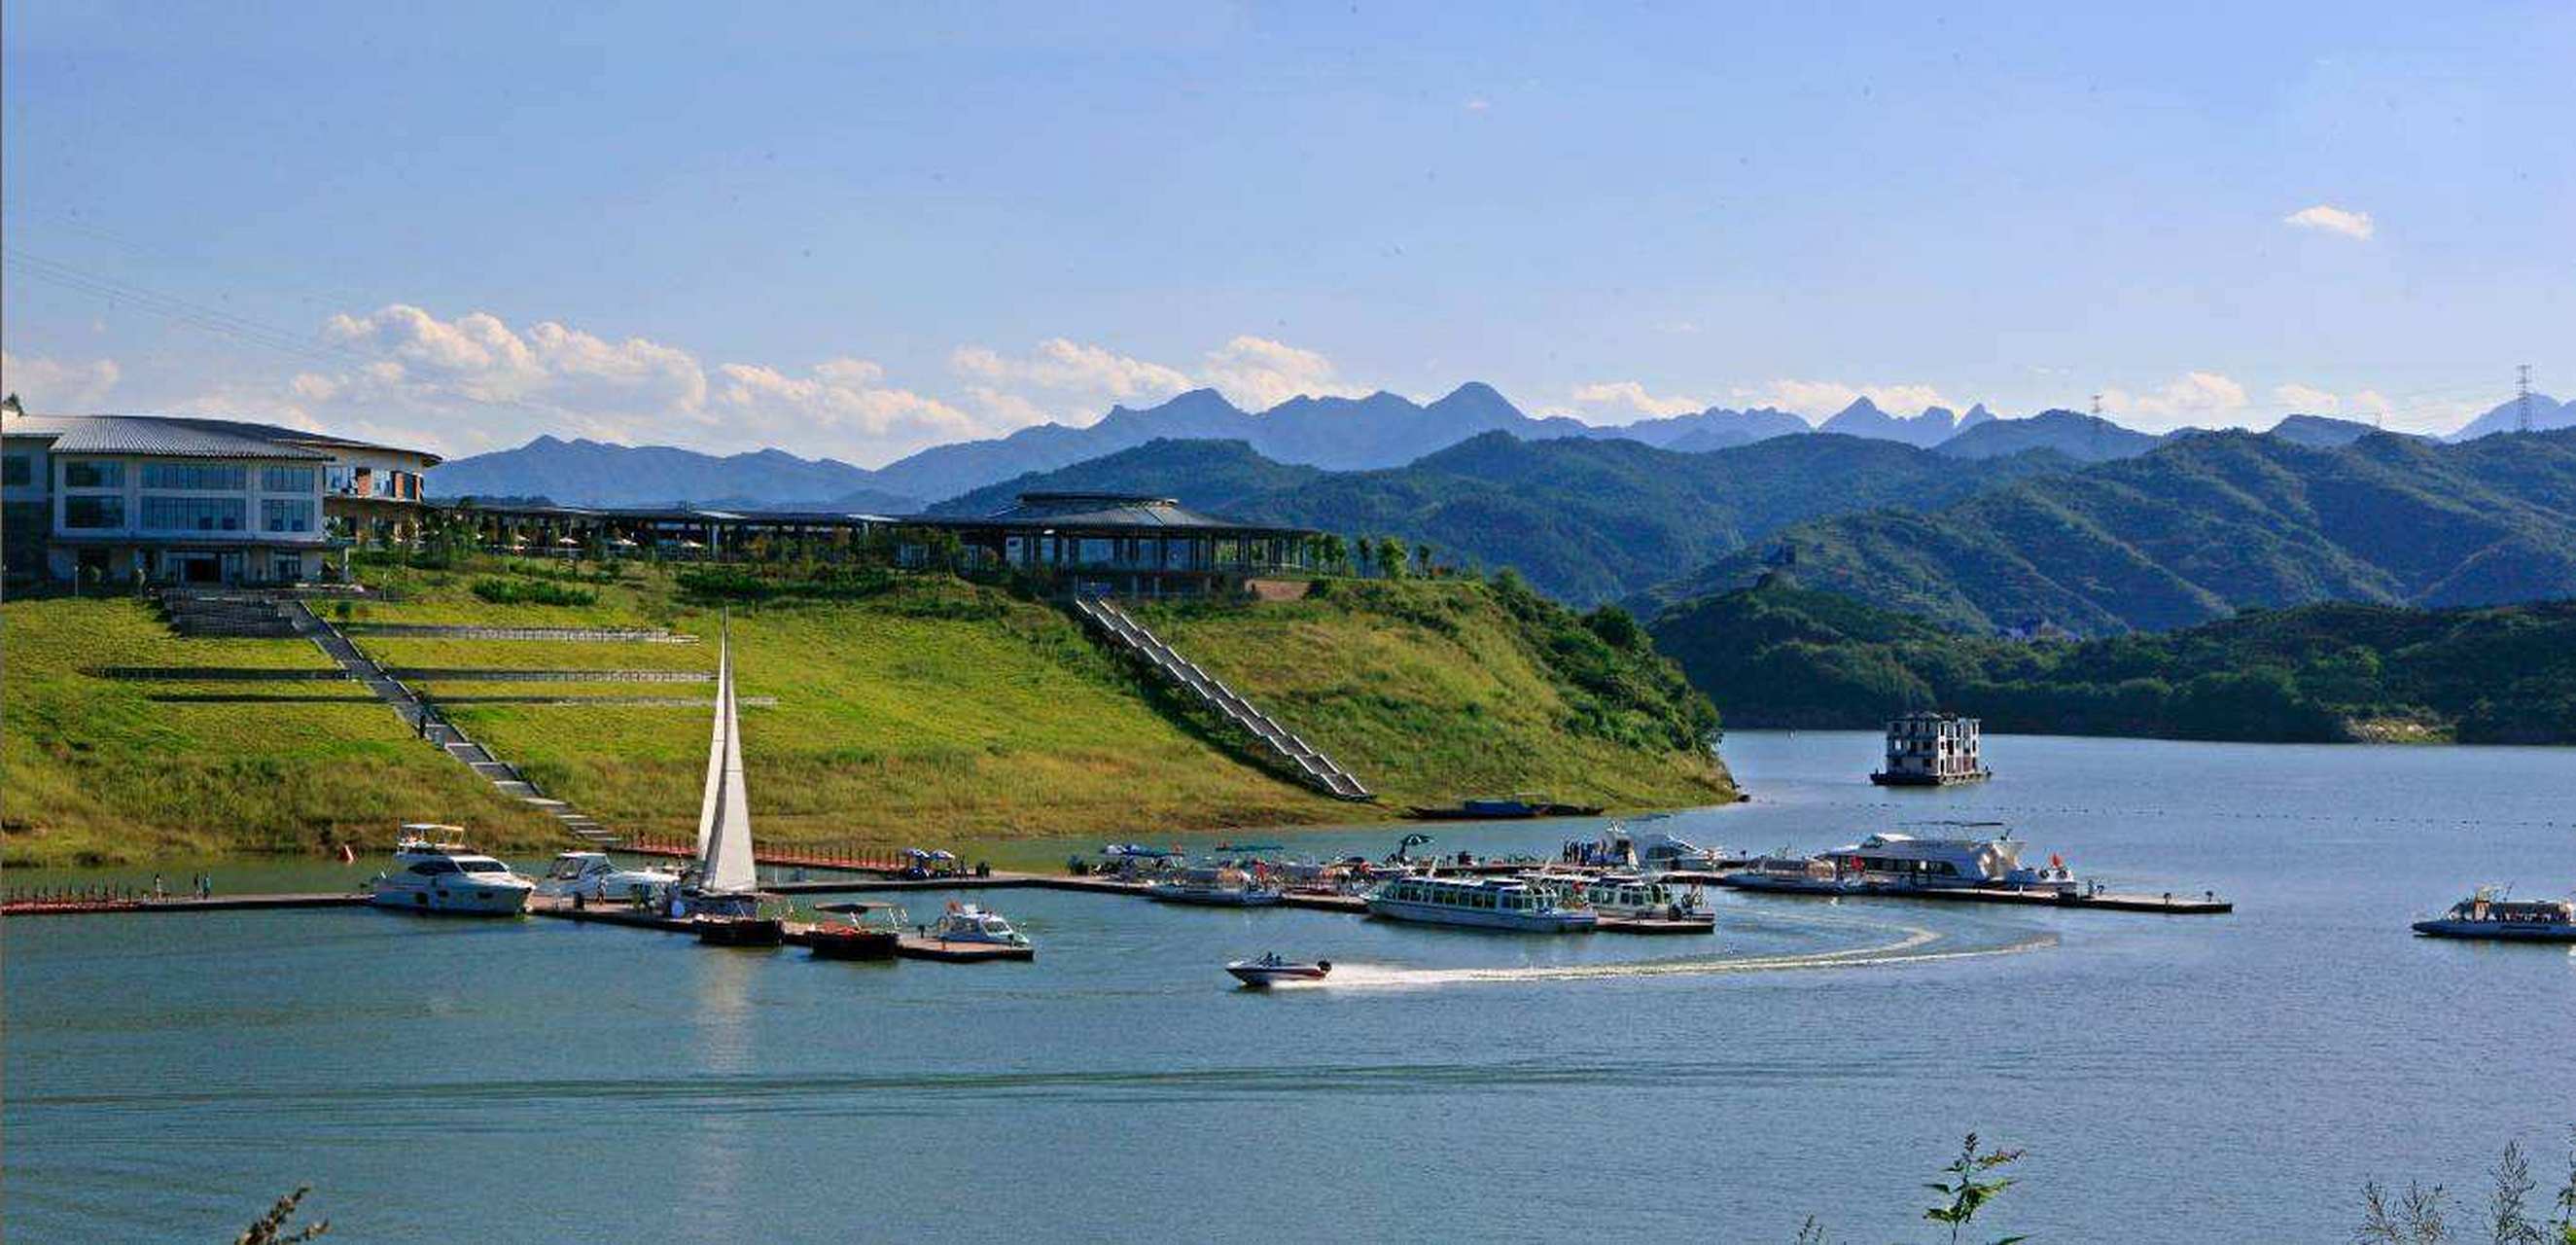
[1377,538,1410,580]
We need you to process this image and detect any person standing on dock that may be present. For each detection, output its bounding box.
[152,873,165,901]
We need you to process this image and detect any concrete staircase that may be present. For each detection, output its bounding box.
[1072,594,1372,801]
[157,589,300,637]
[280,600,621,848]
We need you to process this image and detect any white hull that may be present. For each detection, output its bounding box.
[370,878,532,915]
[1364,896,1596,932]
[1148,887,1284,907]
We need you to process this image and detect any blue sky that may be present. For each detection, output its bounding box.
[5,1,2570,464]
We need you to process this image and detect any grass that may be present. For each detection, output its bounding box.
[1130,579,1734,811]
[5,562,1733,865]
[2,596,561,866]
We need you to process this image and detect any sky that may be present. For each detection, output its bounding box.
[4,1,2571,466]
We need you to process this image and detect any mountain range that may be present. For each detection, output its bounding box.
[1635,428,2576,635]
[425,379,2560,513]
[935,432,2072,605]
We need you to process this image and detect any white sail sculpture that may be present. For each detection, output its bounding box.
[692,614,759,898]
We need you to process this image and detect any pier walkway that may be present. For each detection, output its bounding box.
[1072,595,1372,801]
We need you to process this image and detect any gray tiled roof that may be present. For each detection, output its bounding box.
[4,414,331,461]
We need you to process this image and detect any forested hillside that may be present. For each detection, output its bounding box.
[1637,429,2576,633]
[1649,579,2576,743]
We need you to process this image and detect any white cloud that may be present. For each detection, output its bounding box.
[2273,382,2341,412]
[947,338,1193,426]
[2100,371,2250,428]
[1570,380,1706,419]
[199,303,988,464]
[1731,378,1945,418]
[1197,335,1370,411]
[0,350,123,409]
[2283,203,2375,240]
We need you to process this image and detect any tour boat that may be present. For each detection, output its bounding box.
[669,616,782,946]
[368,827,537,915]
[803,901,904,960]
[535,850,680,904]
[925,903,1032,947]
[1147,868,1285,907]
[1364,875,1597,932]
[1225,952,1332,986]
[2412,890,2576,943]
[1559,872,1711,923]
[1820,828,2077,895]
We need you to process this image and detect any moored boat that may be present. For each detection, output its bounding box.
[535,850,680,904]
[1225,952,1332,986]
[2412,889,2576,943]
[1404,793,1606,820]
[1822,827,2076,895]
[1364,875,1596,932]
[1717,854,1866,895]
[368,827,536,915]
[925,902,1032,948]
[1556,872,1710,922]
[803,901,903,959]
[1147,867,1284,907]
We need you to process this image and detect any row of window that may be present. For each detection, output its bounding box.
[59,496,319,533]
[49,460,325,492]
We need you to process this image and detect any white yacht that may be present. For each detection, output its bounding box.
[1822,828,2076,895]
[1365,875,1597,933]
[369,827,536,915]
[535,851,681,904]
[926,903,1031,947]
[1582,820,1731,873]
[660,616,781,944]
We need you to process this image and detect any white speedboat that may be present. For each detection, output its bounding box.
[1578,820,1731,872]
[1225,952,1332,986]
[925,903,1031,947]
[1365,875,1596,933]
[369,827,536,915]
[1823,828,2076,895]
[535,850,680,903]
[2413,889,2576,943]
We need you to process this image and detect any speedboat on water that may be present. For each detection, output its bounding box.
[535,850,680,904]
[1225,952,1332,986]
[368,827,536,915]
[1365,875,1596,933]
[1823,827,2077,895]
[2412,889,2576,943]
[925,903,1031,947]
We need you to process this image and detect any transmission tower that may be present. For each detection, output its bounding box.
[2517,364,2534,434]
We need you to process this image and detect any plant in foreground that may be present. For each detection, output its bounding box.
[234,1185,329,1244]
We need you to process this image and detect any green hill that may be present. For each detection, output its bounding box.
[934,431,2067,605]
[1648,578,2576,743]
[1638,429,2576,633]
[3,562,1729,866]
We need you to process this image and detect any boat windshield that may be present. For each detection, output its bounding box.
[457,859,512,873]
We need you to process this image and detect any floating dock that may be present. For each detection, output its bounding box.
[1672,873,2232,915]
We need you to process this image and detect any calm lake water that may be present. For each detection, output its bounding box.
[7,731,2572,1242]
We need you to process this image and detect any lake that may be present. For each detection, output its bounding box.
[6,731,2572,1241]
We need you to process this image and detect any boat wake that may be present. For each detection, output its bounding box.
[1306,912,2056,990]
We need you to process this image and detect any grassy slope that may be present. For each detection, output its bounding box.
[1130,579,1733,810]
[1,596,563,866]
[5,563,1732,865]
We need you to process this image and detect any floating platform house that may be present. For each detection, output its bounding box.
[1870,711,1992,786]
[437,491,1321,597]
